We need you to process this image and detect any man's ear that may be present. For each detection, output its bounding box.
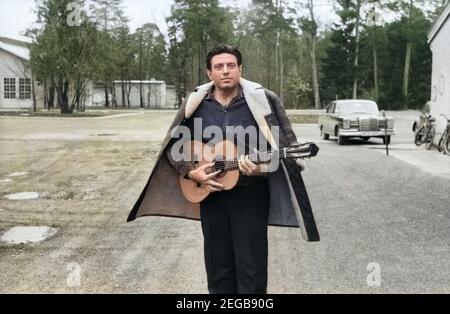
[238,65,243,75]
[206,69,212,80]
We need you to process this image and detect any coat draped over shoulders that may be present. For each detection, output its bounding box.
[127,78,320,242]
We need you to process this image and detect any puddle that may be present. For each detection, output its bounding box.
[0,226,57,244]
[5,192,40,200]
[7,172,28,177]
[0,178,13,183]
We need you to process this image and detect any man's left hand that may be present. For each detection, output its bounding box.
[238,155,267,176]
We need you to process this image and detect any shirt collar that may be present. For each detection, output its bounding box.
[205,84,244,101]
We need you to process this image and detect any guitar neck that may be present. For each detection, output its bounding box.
[216,147,311,172]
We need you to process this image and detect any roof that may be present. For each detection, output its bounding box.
[333,99,377,104]
[0,34,33,44]
[428,2,450,44]
[113,80,165,84]
[0,36,31,61]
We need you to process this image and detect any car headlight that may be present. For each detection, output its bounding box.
[387,119,394,129]
[343,119,351,129]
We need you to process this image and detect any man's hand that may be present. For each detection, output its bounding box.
[187,162,224,192]
[238,155,267,176]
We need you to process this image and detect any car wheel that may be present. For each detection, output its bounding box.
[362,137,370,141]
[383,136,391,145]
[337,129,345,145]
[321,127,329,140]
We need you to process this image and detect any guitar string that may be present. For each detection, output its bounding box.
[209,150,312,172]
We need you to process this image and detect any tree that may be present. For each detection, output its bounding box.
[166,0,235,96]
[29,0,97,113]
[298,0,321,109]
[89,0,129,107]
[134,23,168,108]
[322,0,357,101]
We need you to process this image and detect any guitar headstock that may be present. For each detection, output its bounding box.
[284,142,319,159]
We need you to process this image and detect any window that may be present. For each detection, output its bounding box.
[19,78,31,99]
[4,78,16,99]
[328,103,335,113]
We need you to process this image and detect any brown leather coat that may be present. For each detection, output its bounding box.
[127,79,320,242]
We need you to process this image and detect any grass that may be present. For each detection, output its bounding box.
[287,114,319,124]
[0,110,112,118]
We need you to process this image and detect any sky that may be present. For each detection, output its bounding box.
[0,0,336,40]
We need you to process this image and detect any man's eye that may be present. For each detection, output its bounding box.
[214,65,223,70]
[228,64,236,68]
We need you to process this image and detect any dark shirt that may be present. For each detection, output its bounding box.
[166,86,267,184]
[186,86,259,153]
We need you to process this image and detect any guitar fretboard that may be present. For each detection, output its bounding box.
[212,146,312,172]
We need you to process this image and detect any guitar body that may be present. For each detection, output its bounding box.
[179,139,319,203]
[179,140,240,203]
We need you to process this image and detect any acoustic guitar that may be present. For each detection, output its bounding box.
[179,140,319,203]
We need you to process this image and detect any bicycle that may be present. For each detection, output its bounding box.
[414,112,436,150]
[437,114,450,155]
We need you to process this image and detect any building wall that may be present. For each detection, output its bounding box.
[101,81,169,108]
[0,49,44,109]
[430,13,450,137]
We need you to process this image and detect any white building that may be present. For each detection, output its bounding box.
[1,35,176,110]
[428,3,450,138]
[0,36,44,109]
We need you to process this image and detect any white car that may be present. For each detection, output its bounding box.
[318,99,396,145]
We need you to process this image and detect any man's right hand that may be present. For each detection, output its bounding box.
[187,162,224,193]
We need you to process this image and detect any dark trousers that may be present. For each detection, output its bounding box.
[200,177,270,294]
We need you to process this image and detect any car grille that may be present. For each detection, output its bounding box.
[359,118,379,131]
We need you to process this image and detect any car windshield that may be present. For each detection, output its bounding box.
[335,102,379,115]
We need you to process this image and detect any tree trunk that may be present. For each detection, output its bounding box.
[352,0,361,99]
[403,42,412,108]
[139,34,144,108]
[111,84,117,108]
[104,84,110,107]
[121,81,126,107]
[279,36,284,103]
[371,3,379,101]
[58,79,71,114]
[373,35,379,100]
[32,75,37,112]
[48,83,56,110]
[43,80,48,110]
[125,81,131,108]
[308,0,320,109]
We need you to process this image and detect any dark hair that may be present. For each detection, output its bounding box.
[206,44,242,70]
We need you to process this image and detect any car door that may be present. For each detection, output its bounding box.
[324,102,335,134]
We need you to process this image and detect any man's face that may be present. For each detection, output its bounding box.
[207,53,242,91]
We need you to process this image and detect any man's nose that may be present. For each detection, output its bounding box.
[222,65,230,74]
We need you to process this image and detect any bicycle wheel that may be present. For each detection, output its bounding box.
[438,137,443,152]
[426,129,435,150]
[415,127,424,146]
[444,135,450,155]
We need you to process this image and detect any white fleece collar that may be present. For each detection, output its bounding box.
[184,78,277,148]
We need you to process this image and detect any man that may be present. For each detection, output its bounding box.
[127,44,320,294]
